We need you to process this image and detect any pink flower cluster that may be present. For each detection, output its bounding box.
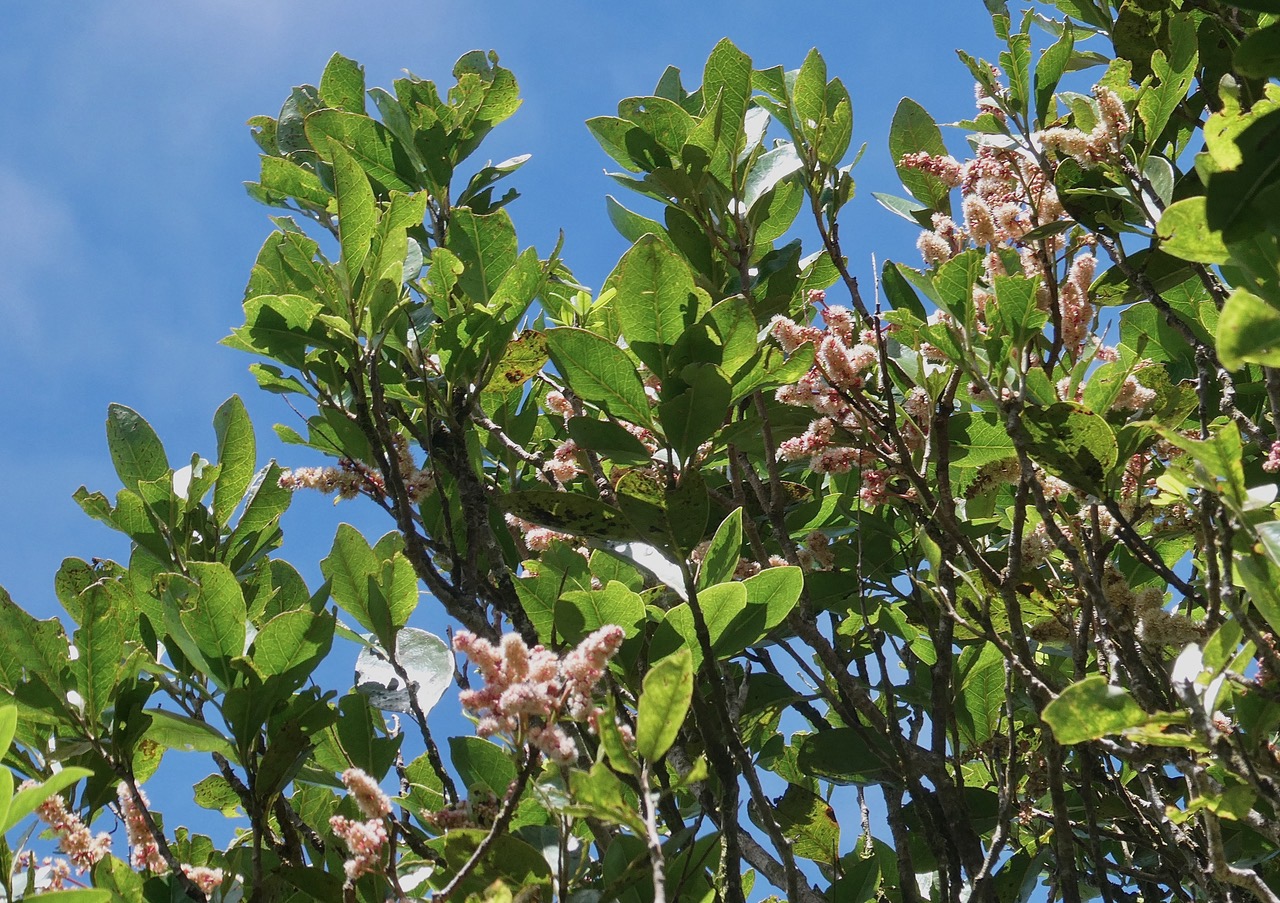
[454,625,626,766]
[899,83,1135,364]
[769,306,926,505]
[181,865,226,895]
[27,783,112,872]
[329,768,392,881]
[1265,441,1280,474]
[548,439,583,483]
[421,792,500,832]
[905,139,1063,268]
[505,513,578,553]
[341,767,392,818]
[118,784,168,873]
[329,816,388,880]
[1037,87,1131,169]
[279,434,433,502]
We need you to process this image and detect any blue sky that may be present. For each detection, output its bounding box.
[1,1,1005,616]
[0,0,1014,876]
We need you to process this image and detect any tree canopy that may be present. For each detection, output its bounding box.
[4,1,1280,901]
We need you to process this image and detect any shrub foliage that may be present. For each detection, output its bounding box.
[5,1,1280,901]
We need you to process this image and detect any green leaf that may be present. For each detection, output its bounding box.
[449,736,516,797]
[586,117,648,174]
[180,562,248,688]
[319,52,366,114]
[652,582,749,669]
[488,330,548,395]
[1157,197,1229,264]
[605,195,668,244]
[597,697,640,776]
[743,143,804,213]
[957,644,1005,747]
[993,274,1047,343]
[614,235,707,377]
[1236,553,1280,637]
[3,767,94,833]
[227,462,290,564]
[93,856,146,903]
[0,704,15,755]
[1021,403,1117,494]
[817,81,854,166]
[321,523,378,632]
[1235,21,1280,78]
[212,395,256,525]
[618,95,695,155]
[703,38,753,149]
[327,139,377,286]
[948,412,1016,473]
[252,610,334,685]
[446,207,519,304]
[1000,15,1032,112]
[1138,15,1196,141]
[795,729,895,785]
[664,468,711,554]
[566,417,653,464]
[1218,288,1280,370]
[255,157,332,208]
[193,773,243,816]
[0,585,70,699]
[765,783,840,866]
[567,762,646,835]
[1206,105,1280,242]
[790,48,828,142]
[430,831,552,899]
[873,192,931,228]
[697,508,743,591]
[105,404,168,492]
[636,648,694,761]
[881,260,927,320]
[1042,675,1147,744]
[657,364,732,462]
[72,582,126,724]
[1034,21,1074,123]
[743,565,804,631]
[545,327,654,427]
[890,98,950,211]
[556,581,645,645]
[304,110,415,194]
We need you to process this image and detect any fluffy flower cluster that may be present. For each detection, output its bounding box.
[1264,441,1280,474]
[279,434,433,502]
[905,138,1063,267]
[900,82,1138,364]
[181,865,226,896]
[341,767,393,818]
[454,626,626,765]
[548,439,583,484]
[505,513,578,553]
[26,783,112,872]
[770,306,885,476]
[769,305,922,506]
[421,792,500,832]
[118,784,168,873]
[1037,87,1131,169]
[329,815,388,880]
[329,768,392,881]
